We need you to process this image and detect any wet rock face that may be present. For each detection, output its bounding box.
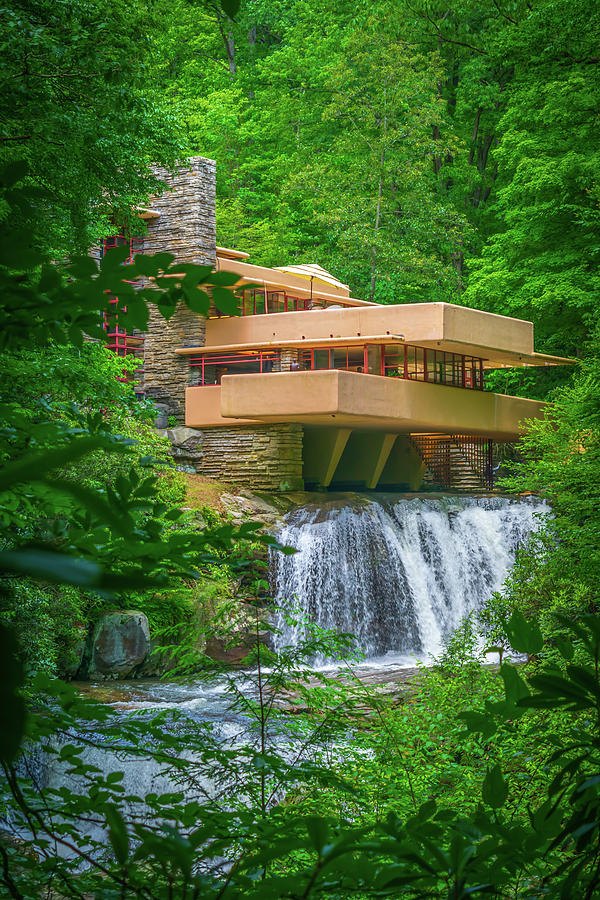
[162,426,204,474]
[89,611,150,679]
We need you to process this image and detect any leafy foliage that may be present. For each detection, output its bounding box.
[0,159,283,683]
[463,0,600,358]
[500,348,600,598]
[0,0,182,253]
[6,602,600,895]
[154,0,598,391]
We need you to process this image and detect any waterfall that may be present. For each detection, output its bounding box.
[270,495,547,662]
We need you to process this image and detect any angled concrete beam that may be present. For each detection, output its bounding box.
[365,433,398,489]
[303,426,352,487]
[322,428,352,487]
[379,435,427,490]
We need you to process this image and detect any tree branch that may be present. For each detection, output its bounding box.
[0,135,32,143]
[0,844,23,900]
[491,0,519,25]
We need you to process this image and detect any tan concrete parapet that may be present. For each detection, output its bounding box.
[184,385,261,428]
[203,302,562,367]
[214,257,360,303]
[206,370,546,441]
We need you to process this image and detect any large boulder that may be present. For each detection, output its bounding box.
[89,611,150,679]
[165,426,204,473]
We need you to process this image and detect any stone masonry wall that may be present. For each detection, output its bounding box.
[179,424,304,491]
[141,157,216,421]
[272,349,299,372]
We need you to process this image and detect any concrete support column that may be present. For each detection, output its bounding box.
[378,435,427,490]
[365,433,398,489]
[326,430,398,489]
[303,426,352,488]
[322,429,352,486]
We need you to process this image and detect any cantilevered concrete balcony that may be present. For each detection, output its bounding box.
[185,370,545,441]
[203,302,570,369]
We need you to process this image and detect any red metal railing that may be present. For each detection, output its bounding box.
[101,233,143,368]
[382,346,484,390]
[298,345,368,372]
[189,350,279,384]
[102,233,143,265]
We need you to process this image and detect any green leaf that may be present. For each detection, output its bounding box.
[100,244,132,271]
[219,0,241,18]
[39,478,132,537]
[566,664,600,699]
[458,711,497,739]
[416,799,437,822]
[0,549,102,586]
[482,764,508,809]
[209,271,242,287]
[505,610,543,655]
[0,436,112,492]
[555,637,574,661]
[517,668,593,712]
[131,254,162,277]
[68,255,98,278]
[148,252,175,271]
[500,663,530,705]
[211,285,240,315]
[0,228,40,269]
[0,159,29,188]
[105,806,129,866]
[182,285,211,315]
[306,816,329,853]
[178,263,213,282]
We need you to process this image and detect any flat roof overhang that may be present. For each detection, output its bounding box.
[185,371,546,441]
[176,333,407,355]
[216,246,250,260]
[203,302,575,369]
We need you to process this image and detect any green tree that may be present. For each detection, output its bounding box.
[160,0,599,384]
[158,0,471,302]
[279,5,469,303]
[0,0,183,253]
[465,0,600,358]
[501,347,600,598]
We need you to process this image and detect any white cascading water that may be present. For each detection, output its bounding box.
[270,495,548,662]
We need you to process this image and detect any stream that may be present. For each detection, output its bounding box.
[14,492,547,846]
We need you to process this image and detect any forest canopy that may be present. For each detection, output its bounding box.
[147,0,600,369]
[2,0,597,368]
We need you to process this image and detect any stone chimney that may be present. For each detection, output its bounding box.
[141,157,216,422]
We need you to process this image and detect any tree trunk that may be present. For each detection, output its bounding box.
[370,94,387,304]
[216,11,236,75]
[468,108,482,166]
[370,169,383,303]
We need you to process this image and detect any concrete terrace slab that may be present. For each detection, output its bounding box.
[186,370,544,441]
